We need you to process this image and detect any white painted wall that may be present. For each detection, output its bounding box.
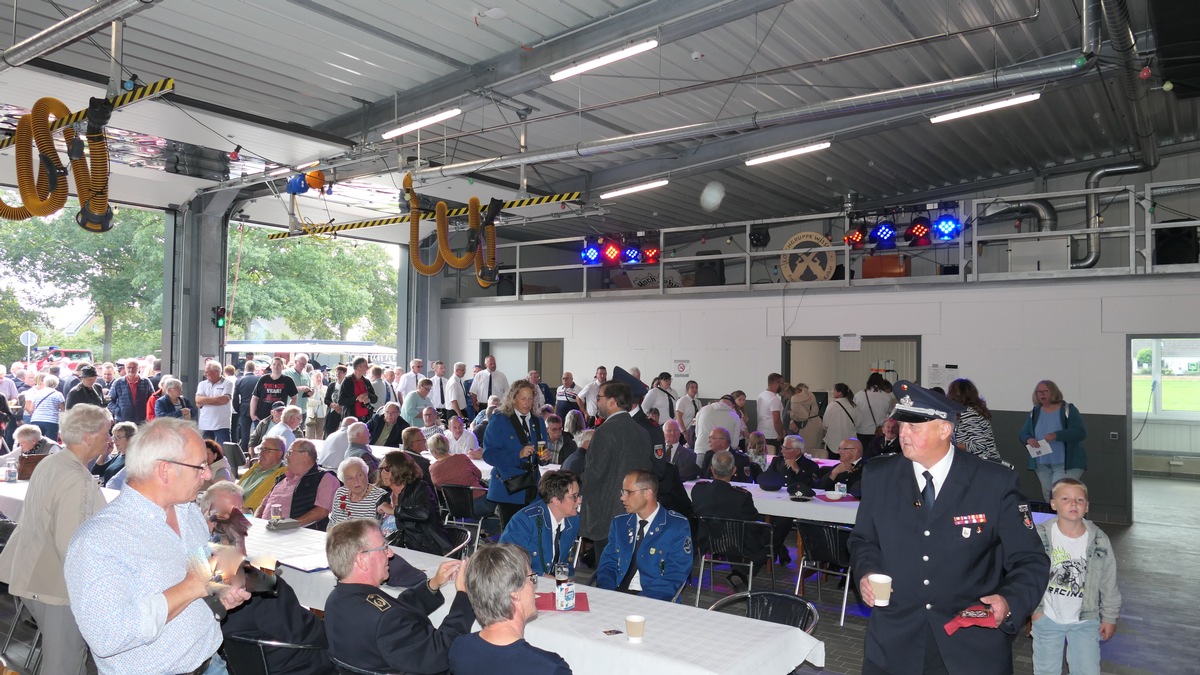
[438,274,1200,417]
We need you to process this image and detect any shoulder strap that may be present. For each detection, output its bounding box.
[865,394,878,426]
[837,400,854,424]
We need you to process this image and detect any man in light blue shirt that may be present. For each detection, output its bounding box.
[65,418,251,675]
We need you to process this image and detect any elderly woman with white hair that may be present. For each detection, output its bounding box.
[329,456,386,526]
[27,373,66,441]
[154,376,197,421]
[5,423,63,459]
[0,404,113,675]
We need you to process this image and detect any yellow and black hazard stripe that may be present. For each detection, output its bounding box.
[267,191,582,240]
[0,78,175,152]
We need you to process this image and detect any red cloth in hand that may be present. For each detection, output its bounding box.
[943,605,995,635]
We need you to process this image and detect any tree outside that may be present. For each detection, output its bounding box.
[1,193,399,362]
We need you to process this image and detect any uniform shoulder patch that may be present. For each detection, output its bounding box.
[683,536,692,556]
[654,445,664,459]
[366,593,392,611]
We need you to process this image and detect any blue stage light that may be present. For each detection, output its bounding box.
[870,221,897,250]
[623,245,642,264]
[933,214,962,241]
[581,237,602,264]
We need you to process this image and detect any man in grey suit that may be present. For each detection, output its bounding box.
[663,419,700,481]
[578,380,655,559]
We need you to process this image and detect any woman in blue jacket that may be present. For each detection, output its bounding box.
[484,380,546,528]
[1020,379,1087,501]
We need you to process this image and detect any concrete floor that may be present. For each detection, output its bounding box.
[0,476,1193,674]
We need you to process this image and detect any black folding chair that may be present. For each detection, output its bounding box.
[438,484,498,553]
[330,656,403,675]
[794,522,854,626]
[443,523,473,559]
[222,634,326,675]
[223,442,246,477]
[708,591,820,634]
[694,516,774,606]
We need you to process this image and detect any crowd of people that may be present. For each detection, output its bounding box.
[0,349,1117,675]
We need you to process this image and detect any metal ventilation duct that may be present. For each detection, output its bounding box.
[0,0,162,73]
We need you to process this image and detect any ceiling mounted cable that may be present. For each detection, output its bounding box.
[403,173,498,287]
[0,96,114,231]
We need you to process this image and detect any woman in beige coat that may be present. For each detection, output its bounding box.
[788,383,827,458]
[0,403,113,675]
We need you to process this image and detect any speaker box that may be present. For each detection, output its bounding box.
[694,250,726,286]
[1154,222,1200,265]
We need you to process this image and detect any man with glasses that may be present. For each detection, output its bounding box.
[255,439,339,530]
[65,418,251,675]
[595,469,691,601]
[500,470,583,575]
[699,426,756,483]
[554,371,581,419]
[818,438,868,498]
[238,435,289,512]
[324,519,475,674]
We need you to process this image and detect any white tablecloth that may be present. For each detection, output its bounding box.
[685,481,861,524]
[0,480,119,523]
[241,518,824,673]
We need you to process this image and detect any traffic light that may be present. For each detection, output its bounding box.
[211,306,227,328]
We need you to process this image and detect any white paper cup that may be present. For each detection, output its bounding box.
[868,573,893,606]
[625,614,645,642]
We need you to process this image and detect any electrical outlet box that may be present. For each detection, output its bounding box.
[1109,432,1119,440]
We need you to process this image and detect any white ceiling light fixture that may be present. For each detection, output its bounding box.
[599,179,669,200]
[930,92,1041,124]
[296,160,320,170]
[267,166,292,176]
[550,39,659,82]
[745,141,832,167]
[381,108,463,140]
[476,7,508,20]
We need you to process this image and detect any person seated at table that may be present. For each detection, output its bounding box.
[318,416,357,469]
[865,418,901,459]
[662,419,699,481]
[817,438,867,498]
[201,439,234,491]
[698,427,755,483]
[367,402,408,448]
[255,439,339,530]
[8,423,62,458]
[596,470,692,601]
[559,429,592,479]
[757,435,821,565]
[324,519,475,675]
[445,415,481,459]
[205,488,332,674]
[377,450,452,555]
[472,395,502,431]
[268,405,304,452]
[91,421,135,485]
[401,426,434,484]
[344,422,381,482]
[499,470,581,575]
[429,433,496,523]
[238,435,289,513]
[543,414,578,466]
[419,406,447,440]
[249,401,286,451]
[450,543,572,675]
[330,456,387,527]
[691,450,769,584]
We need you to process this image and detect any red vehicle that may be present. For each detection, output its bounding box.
[34,348,95,372]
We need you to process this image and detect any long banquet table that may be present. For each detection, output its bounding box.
[243,517,825,674]
[0,479,119,523]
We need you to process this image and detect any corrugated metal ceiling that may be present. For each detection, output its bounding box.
[0,0,1195,243]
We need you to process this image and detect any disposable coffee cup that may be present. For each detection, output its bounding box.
[868,573,893,606]
[625,615,645,642]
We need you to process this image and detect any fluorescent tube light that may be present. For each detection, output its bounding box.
[599,179,669,200]
[930,93,1041,124]
[267,167,292,176]
[551,40,659,82]
[296,161,320,170]
[744,141,831,167]
[381,108,463,140]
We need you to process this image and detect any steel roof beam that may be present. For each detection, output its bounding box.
[313,0,792,140]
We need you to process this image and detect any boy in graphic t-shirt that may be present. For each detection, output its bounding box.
[1031,478,1121,675]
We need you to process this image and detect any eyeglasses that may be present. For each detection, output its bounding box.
[358,544,390,556]
[619,488,649,496]
[563,492,582,501]
[526,572,539,585]
[260,446,283,453]
[163,459,209,473]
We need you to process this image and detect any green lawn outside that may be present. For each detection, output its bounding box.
[1131,375,1200,412]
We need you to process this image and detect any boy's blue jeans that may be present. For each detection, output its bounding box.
[1032,615,1101,675]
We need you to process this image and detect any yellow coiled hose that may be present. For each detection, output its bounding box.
[0,96,111,228]
[404,173,497,286]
